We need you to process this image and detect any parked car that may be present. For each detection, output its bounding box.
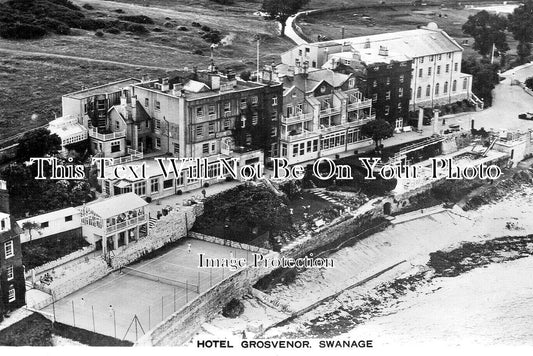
[518,112,533,120]
[448,124,461,132]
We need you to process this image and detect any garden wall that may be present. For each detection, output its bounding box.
[189,231,270,255]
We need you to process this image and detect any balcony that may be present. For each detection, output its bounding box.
[105,148,144,167]
[89,128,126,141]
[280,130,320,142]
[105,214,147,234]
[319,107,342,118]
[347,99,372,111]
[280,112,314,125]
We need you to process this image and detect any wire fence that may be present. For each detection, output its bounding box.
[46,267,237,342]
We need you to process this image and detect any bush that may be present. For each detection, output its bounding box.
[121,22,148,34]
[95,30,104,37]
[0,23,47,39]
[240,70,251,81]
[191,21,201,27]
[193,49,203,55]
[118,15,154,25]
[145,196,152,203]
[526,77,533,90]
[225,176,234,182]
[176,190,183,195]
[201,25,211,32]
[203,182,210,188]
[22,234,90,270]
[222,298,244,318]
[177,25,188,31]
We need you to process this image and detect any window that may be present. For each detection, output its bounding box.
[271,127,277,137]
[65,215,73,222]
[438,54,442,60]
[372,80,377,88]
[272,97,278,106]
[420,56,424,64]
[196,107,203,118]
[251,96,258,105]
[428,67,432,76]
[435,83,440,95]
[8,286,15,303]
[398,102,402,110]
[292,145,298,157]
[150,178,159,193]
[4,240,14,259]
[202,143,209,154]
[240,98,247,109]
[349,78,355,88]
[271,112,277,121]
[385,91,391,100]
[7,265,14,281]
[115,121,120,130]
[399,74,404,83]
[426,85,431,97]
[384,106,390,115]
[429,55,434,62]
[298,49,302,56]
[155,137,161,149]
[155,101,161,110]
[134,181,146,196]
[155,119,161,131]
[444,81,448,93]
[305,47,310,53]
[1,219,4,230]
[398,87,404,97]
[41,221,49,228]
[452,80,457,92]
[454,63,458,72]
[211,143,215,152]
[463,78,468,90]
[144,98,149,107]
[196,126,203,136]
[145,120,149,128]
[419,68,423,78]
[163,179,173,189]
[208,122,215,134]
[245,133,252,145]
[386,77,390,85]
[208,105,216,117]
[173,143,180,156]
[252,113,258,126]
[345,60,351,66]
[372,93,377,102]
[313,139,318,152]
[296,103,303,114]
[223,119,230,130]
[176,172,185,187]
[312,61,317,68]
[224,102,231,114]
[446,64,450,73]
[437,65,441,75]
[111,140,121,153]
[417,86,422,98]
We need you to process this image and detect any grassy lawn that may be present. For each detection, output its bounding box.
[22,233,91,270]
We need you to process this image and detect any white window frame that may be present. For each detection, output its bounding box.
[4,240,14,259]
[7,265,14,281]
[8,286,15,303]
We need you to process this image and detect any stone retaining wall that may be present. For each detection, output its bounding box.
[25,245,96,279]
[189,231,270,255]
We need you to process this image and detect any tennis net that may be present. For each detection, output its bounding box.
[121,267,199,293]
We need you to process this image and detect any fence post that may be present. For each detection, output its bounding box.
[92,306,95,332]
[113,310,117,338]
[148,306,151,329]
[71,300,76,326]
[174,288,176,312]
[186,280,189,303]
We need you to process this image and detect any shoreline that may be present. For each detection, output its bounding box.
[192,178,533,343]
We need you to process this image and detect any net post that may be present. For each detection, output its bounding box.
[174,288,176,312]
[72,300,76,326]
[92,305,96,332]
[186,280,189,303]
[113,310,117,338]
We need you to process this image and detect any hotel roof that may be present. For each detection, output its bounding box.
[63,78,140,100]
[86,193,147,218]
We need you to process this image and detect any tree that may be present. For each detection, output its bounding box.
[525,77,533,90]
[361,119,394,149]
[22,221,40,241]
[16,127,61,163]
[462,10,509,57]
[508,0,533,62]
[262,0,309,36]
[462,58,500,107]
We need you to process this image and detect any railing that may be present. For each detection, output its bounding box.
[280,130,320,142]
[105,148,144,167]
[89,128,126,141]
[346,116,373,126]
[319,107,342,117]
[280,112,314,125]
[347,99,372,111]
[105,214,147,234]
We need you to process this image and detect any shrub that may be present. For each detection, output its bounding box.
[240,70,251,81]
[177,25,188,31]
[203,182,210,188]
[201,25,211,32]
[225,176,234,182]
[145,196,152,203]
[122,23,148,34]
[0,23,47,39]
[201,30,221,44]
[191,21,201,27]
[526,77,533,90]
[222,298,244,318]
[193,49,203,55]
[118,15,154,25]
[82,3,94,10]
[95,30,104,37]
[176,190,183,195]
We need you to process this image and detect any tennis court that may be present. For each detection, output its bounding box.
[41,238,251,342]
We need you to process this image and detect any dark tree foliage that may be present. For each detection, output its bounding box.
[117,15,155,25]
[15,128,61,163]
[461,58,500,107]
[195,185,291,237]
[525,77,533,90]
[462,10,509,57]
[361,119,394,149]
[262,0,309,36]
[508,0,533,61]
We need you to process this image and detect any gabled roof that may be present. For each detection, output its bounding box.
[86,193,147,219]
[183,80,211,93]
